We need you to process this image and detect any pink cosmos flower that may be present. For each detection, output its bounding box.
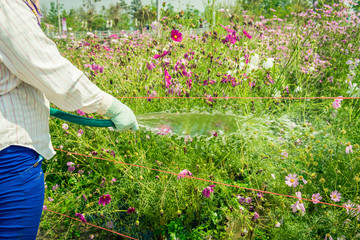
[343,200,356,215]
[332,96,343,109]
[330,190,341,202]
[291,192,305,213]
[111,178,116,182]
[177,169,193,179]
[153,51,170,59]
[171,29,183,42]
[43,205,47,211]
[147,62,156,70]
[62,123,69,130]
[157,125,171,135]
[325,234,334,240]
[98,194,111,206]
[127,207,136,214]
[253,211,260,221]
[311,193,322,204]
[202,185,216,198]
[78,129,84,137]
[281,151,288,159]
[75,213,87,223]
[302,178,308,184]
[164,69,172,88]
[285,174,299,187]
[52,184,59,191]
[346,145,353,154]
[106,221,114,229]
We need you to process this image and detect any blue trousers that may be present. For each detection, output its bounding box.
[0,146,45,239]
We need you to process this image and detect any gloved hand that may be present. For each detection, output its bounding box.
[104,96,139,132]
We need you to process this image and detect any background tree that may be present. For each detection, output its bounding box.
[107,1,128,31]
[130,0,143,20]
[134,6,156,31]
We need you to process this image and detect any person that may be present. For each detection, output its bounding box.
[0,0,139,239]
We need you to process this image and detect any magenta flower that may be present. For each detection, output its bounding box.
[253,211,260,221]
[177,169,193,179]
[243,30,252,39]
[43,205,47,211]
[257,192,264,198]
[291,192,305,213]
[223,34,237,44]
[77,109,86,116]
[127,207,136,214]
[164,69,172,88]
[219,24,236,34]
[153,50,170,59]
[171,29,183,42]
[332,96,343,109]
[91,64,104,74]
[285,174,299,187]
[202,185,216,198]
[346,145,353,154]
[67,162,75,172]
[89,234,94,239]
[75,213,87,223]
[311,193,322,204]
[330,190,341,202]
[236,195,246,204]
[98,194,111,206]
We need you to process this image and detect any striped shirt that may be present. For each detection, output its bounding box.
[0,0,112,159]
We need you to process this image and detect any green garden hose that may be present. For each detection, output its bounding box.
[50,108,115,128]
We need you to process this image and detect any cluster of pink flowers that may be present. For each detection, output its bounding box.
[202,185,216,198]
[332,96,343,109]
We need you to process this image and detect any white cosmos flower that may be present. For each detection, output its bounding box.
[263,58,274,69]
[295,86,302,92]
[347,83,360,97]
[246,54,260,74]
[272,90,281,98]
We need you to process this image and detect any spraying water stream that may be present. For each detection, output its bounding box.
[137,111,305,141]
